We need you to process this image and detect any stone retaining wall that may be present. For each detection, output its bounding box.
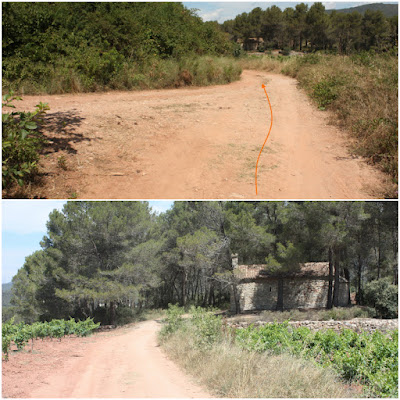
[227,318,398,334]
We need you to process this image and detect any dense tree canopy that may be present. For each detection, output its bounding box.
[221,2,398,53]
[10,201,398,323]
[2,2,233,91]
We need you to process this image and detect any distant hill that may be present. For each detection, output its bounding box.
[327,3,398,17]
[2,282,13,307]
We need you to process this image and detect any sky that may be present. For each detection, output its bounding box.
[182,1,396,23]
[2,200,174,283]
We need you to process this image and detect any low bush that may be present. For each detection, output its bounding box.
[159,303,185,337]
[312,76,342,109]
[189,306,222,348]
[2,93,49,189]
[363,278,398,319]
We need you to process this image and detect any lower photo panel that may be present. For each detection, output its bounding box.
[2,200,398,398]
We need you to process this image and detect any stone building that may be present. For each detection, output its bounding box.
[236,37,264,51]
[231,255,350,312]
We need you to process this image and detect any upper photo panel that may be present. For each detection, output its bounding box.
[2,2,398,199]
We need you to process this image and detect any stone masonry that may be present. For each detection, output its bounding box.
[231,255,350,312]
[227,318,398,334]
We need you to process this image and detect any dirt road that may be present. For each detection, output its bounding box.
[14,70,385,199]
[3,320,211,398]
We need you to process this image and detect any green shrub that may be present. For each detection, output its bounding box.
[233,43,245,58]
[2,3,235,94]
[189,306,222,348]
[300,53,321,65]
[2,92,49,188]
[235,322,398,397]
[363,278,398,319]
[312,77,342,109]
[160,304,185,337]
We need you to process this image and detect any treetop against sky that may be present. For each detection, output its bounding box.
[183,1,396,23]
[2,201,174,283]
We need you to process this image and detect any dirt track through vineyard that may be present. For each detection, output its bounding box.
[2,320,211,398]
[16,70,385,199]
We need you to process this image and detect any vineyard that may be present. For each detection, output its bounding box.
[160,306,398,398]
[2,317,100,360]
[235,322,398,397]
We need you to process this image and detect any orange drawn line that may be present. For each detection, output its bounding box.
[255,83,273,195]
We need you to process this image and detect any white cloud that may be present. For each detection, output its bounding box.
[323,2,368,10]
[322,2,338,9]
[199,8,225,22]
[2,200,67,234]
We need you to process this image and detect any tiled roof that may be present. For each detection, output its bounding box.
[234,262,333,280]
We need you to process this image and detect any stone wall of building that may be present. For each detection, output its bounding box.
[283,278,328,309]
[237,280,279,311]
[234,277,349,312]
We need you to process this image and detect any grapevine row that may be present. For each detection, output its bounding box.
[2,317,100,360]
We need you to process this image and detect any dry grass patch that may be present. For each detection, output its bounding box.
[161,327,354,398]
[238,54,296,73]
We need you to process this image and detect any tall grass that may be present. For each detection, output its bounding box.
[240,53,398,187]
[3,56,242,95]
[162,329,354,398]
[160,306,354,398]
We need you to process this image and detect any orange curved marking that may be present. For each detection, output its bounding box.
[255,83,273,195]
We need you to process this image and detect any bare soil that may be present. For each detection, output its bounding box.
[9,70,387,199]
[2,320,211,398]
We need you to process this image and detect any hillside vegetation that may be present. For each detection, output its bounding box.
[328,3,398,18]
[2,2,240,94]
[222,2,397,53]
[8,201,398,326]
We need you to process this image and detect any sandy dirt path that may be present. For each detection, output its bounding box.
[12,70,385,199]
[3,320,211,398]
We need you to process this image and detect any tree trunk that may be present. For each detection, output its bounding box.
[182,270,187,307]
[343,267,351,305]
[391,217,398,285]
[277,278,284,311]
[333,249,340,307]
[377,219,382,279]
[210,286,215,306]
[231,284,240,314]
[356,255,363,305]
[109,301,116,326]
[327,247,333,309]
